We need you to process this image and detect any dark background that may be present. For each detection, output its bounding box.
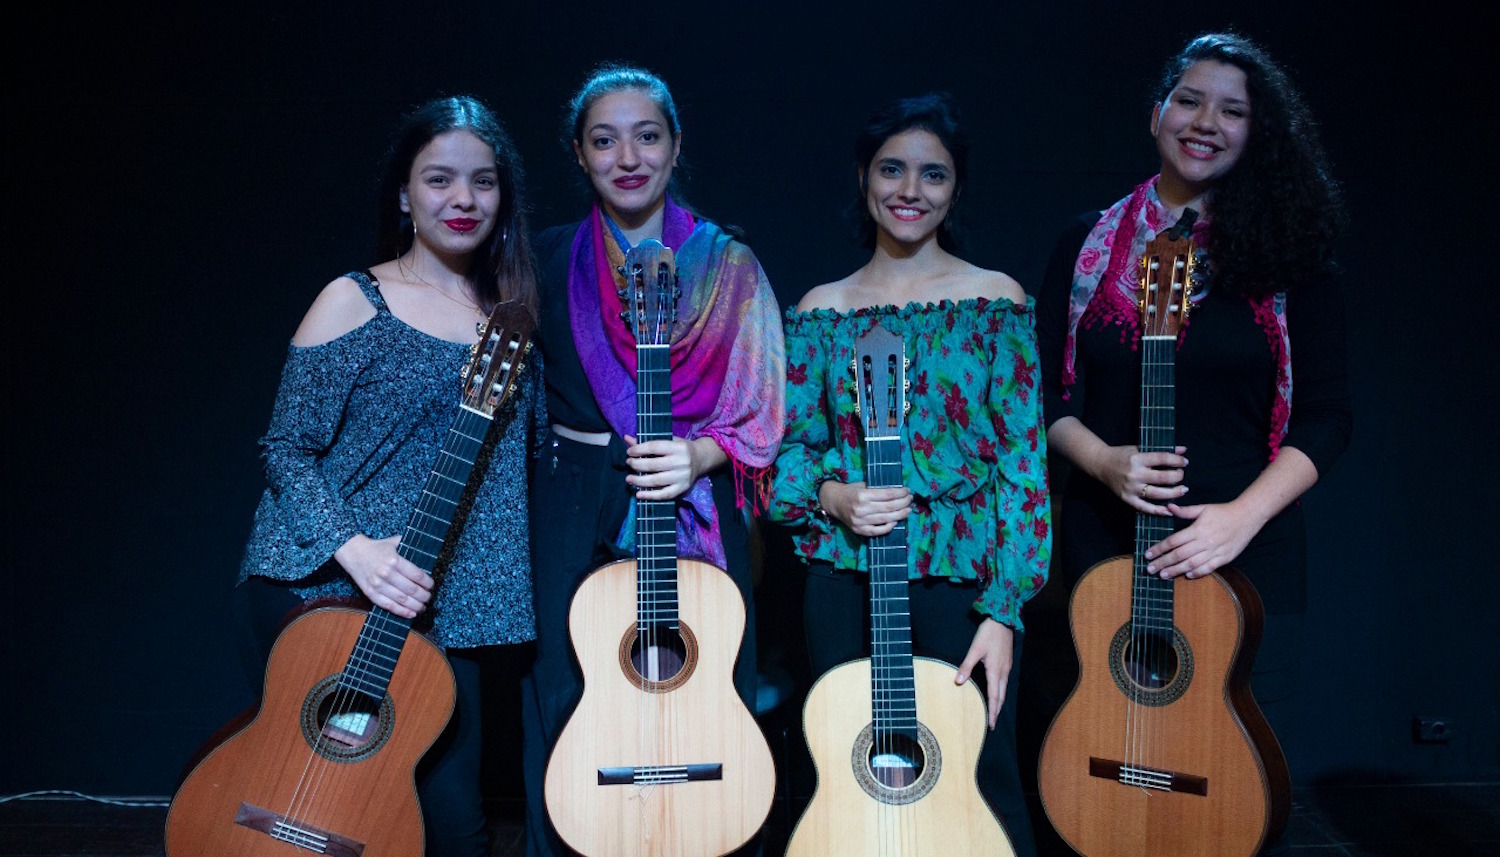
[4,0,1495,821]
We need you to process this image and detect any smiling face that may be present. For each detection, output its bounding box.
[1153,59,1251,208]
[573,88,680,231]
[862,128,957,248]
[400,130,501,261]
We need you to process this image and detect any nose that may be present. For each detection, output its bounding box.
[1189,106,1219,135]
[898,172,921,200]
[451,181,476,209]
[616,139,642,170]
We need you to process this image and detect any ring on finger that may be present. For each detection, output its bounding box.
[1139,485,1149,499]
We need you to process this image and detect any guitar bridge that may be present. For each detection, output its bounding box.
[1088,756,1208,796]
[597,763,723,786]
[235,802,366,856]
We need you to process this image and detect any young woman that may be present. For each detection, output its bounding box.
[1036,32,1351,855]
[519,64,785,856]
[768,92,1050,857]
[234,95,543,857]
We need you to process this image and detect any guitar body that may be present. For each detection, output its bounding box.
[1038,556,1288,857]
[166,607,456,857]
[787,656,1014,857]
[545,557,775,857]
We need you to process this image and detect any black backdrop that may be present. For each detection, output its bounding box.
[4,0,1496,806]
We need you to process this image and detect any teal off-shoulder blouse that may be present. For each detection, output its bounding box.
[767,296,1050,629]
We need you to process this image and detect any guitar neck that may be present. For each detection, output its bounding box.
[635,343,680,632]
[339,404,493,701]
[1133,333,1177,632]
[866,435,917,741]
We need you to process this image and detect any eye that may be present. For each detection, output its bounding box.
[923,168,949,183]
[1224,107,1248,119]
[591,135,614,150]
[639,131,660,144]
[427,175,450,186]
[1176,95,1199,108]
[878,164,902,178]
[475,176,497,189]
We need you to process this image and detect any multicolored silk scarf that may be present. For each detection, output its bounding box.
[1060,176,1293,457]
[568,196,785,566]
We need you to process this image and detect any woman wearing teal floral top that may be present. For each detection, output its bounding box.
[768,93,1049,857]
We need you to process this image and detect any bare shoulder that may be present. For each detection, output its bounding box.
[959,263,1026,304]
[795,274,858,313]
[291,275,379,347]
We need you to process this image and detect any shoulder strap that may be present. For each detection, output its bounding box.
[347,270,389,313]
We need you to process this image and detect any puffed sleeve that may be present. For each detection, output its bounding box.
[767,310,842,532]
[973,301,1052,628]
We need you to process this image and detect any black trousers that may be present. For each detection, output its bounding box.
[802,563,1038,857]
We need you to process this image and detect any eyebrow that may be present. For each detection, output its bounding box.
[1175,85,1250,109]
[587,119,665,136]
[877,156,952,172]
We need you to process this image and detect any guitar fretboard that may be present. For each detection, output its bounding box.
[866,434,918,743]
[338,404,492,701]
[635,344,680,631]
[1132,330,1177,635]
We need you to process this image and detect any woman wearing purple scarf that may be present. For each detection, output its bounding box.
[519,64,785,856]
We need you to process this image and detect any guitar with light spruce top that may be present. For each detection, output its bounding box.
[543,239,775,857]
[1037,213,1290,856]
[785,320,1015,857]
[165,301,534,857]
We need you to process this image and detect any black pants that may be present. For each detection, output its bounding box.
[802,563,1038,857]
[231,577,490,857]
[520,430,761,856]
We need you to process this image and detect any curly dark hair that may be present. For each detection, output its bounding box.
[1158,33,1347,297]
[849,92,969,253]
[374,95,538,318]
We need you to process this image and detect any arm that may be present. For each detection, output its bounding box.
[1147,276,1352,578]
[260,281,432,616]
[958,302,1051,727]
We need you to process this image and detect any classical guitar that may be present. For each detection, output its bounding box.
[165,302,534,857]
[786,320,1014,857]
[1037,214,1290,856]
[544,239,775,857]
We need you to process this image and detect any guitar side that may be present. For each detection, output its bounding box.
[544,557,775,857]
[787,657,1014,857]
[165,607,456,857]
[1037,557,1289,857]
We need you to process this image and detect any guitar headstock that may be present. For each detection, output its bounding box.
[852,321,908,441]
[1137,220,1200,338]
[462,301,534,416]
[619,239,679,347]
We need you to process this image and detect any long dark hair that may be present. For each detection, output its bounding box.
[1158,33,1346,297]
[375,95,538,316]
[850,92,969,253]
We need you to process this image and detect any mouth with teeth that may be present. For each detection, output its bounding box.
[1180,139,1222,156]
[888,206,926,221]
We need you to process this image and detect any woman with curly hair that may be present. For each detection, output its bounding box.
[1036,32,1351,854]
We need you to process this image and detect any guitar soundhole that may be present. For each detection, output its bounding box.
[851,723,941,805]
[618,622,697,692]
[301,675,395,762]
[1107,624,1195,706]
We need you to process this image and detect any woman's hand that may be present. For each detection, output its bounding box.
[955,618,1014,730]
[334,534,434,619]
[819,480,911,537]
[624,435,727,501]
[1047,417,1187,514]
[1096,444,1190,514]
[1144,501,1261,579]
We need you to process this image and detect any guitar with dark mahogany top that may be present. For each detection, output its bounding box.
[165,302,534,856]
[543,239,775,857]
[785,321,1014,857]
[1037,216,1290,856]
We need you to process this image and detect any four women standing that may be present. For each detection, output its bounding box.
[232,31,1348,853]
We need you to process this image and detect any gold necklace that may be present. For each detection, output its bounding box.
[397,254,482,314]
